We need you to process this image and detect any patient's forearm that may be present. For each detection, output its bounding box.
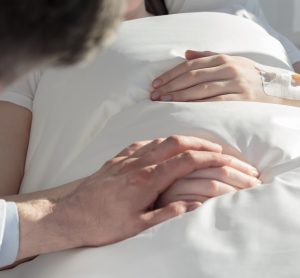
[280,99,300,108]
[283,63,300,105]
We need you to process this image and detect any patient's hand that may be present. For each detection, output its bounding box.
[151,50,281,104]
[156,160,261,208]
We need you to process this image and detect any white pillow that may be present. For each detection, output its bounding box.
[166,0,300,49]
[165,0,242,14]
[4,13,300,278]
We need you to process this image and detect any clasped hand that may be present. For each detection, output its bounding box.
[70,135,260,248]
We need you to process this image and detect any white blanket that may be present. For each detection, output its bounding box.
[3,13,300,277]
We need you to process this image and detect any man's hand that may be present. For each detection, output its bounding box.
[55,135,259,247]
[15,135,259,261]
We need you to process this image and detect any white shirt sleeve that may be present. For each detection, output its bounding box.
[0,71,42,111]
[0,200,19,268]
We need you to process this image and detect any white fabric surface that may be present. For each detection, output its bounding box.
[166,0,300,64]
[3,13,300,277]
[1,0,299,112]
[0,200,6,254]
[0,202,19,267]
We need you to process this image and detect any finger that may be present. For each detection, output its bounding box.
[157,80,237,102]
[152,56,223,90]
[141,151,257,195]
[152,65,233,99]
[128,138,164,158]
[112,139,165,174]
[168,195,209,203]
[158,178,237,206]
[115,141,152,157]
[199,94,239,102]
[185,50,218,60]
[220,144,246,163]
[136,135,222,166]
[112,136,223,176]
[173,178,238,196]
[110,141,153,172]
[220,155,259,177]
[156,192,208,208]
[142,201,202,228]
[186,166,261,188]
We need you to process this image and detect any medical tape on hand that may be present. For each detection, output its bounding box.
[255,64,300,100]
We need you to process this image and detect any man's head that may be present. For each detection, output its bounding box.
[0,0,124,87]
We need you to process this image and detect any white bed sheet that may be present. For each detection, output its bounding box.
[3,13,300,277]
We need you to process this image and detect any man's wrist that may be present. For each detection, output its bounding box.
[16,197,82,261]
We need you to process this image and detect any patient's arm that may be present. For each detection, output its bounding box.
[279,99,300,108]
[0,99,80,200]
[0,101,31,196]
[151,50,300,107]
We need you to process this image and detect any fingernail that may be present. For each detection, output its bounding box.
[161,95,173,101]
[151,91,160,100]
[153,79,162,88]
[250,178,262,187]
[250,168,259,177]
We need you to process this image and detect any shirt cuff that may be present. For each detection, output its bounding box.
[0,201,19,268]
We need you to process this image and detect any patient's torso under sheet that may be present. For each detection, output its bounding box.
[3,13,300,278]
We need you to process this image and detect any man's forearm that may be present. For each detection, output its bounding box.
[3,178,84,262]
[1,136,238,268]
[16,197,82,261]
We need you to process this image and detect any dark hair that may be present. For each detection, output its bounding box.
[145,0,168,16]
[0,0,123,84]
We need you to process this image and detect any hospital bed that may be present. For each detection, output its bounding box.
[2,1,300,277]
